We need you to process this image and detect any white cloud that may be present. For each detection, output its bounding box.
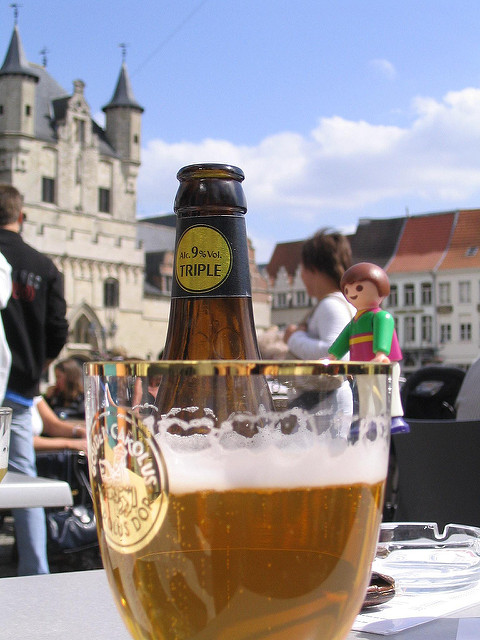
[138,87,480,261]
[311,116,404,156]
[369,58,396,80]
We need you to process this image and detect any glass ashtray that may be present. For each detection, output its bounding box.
[373,522,480,591]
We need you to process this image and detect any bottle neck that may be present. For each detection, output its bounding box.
[163,297,260,360]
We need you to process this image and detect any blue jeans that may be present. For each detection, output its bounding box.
[5,399,49,575]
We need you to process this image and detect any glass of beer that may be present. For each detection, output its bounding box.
[84,360,391,640]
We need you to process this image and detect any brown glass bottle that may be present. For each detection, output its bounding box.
[156,163,269,435]
[162,163,260,360]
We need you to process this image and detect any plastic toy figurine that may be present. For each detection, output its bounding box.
[328,262,409,434]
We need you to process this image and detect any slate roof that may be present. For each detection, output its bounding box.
[31,62,118,157]
[437,209,480,270]
[103,62,143,112]
[0,25,38,81]
[142,214,176,227]
[30,63,69,143]
[386,212,456,273]
[1,26,118,157]
[349,217,406,267]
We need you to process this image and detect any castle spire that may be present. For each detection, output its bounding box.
[0,24,39,81]
[102,59,143,112]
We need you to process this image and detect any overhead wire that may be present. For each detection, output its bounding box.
[131,0,209,78]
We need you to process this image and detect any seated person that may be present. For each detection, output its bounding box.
[33,396,86,452]
[44,358,85,419]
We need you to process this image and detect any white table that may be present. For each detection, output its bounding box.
[0,471,73,509]
[0,569,478,640]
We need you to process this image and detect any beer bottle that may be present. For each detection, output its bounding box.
[156,163,269,435]
[162,163,260,360]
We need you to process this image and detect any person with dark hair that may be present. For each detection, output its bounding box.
[280,230,355,424]
[45,358,85,419]
[283,229,355,359]
[0,184,68,575]
[300,229,353,287]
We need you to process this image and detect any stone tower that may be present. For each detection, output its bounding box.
[0,25,39,175]
[0,21,270,359]
[103,61,144,222]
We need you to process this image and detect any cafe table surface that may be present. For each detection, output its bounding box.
[0,568,479,640]
[0,471,73,509]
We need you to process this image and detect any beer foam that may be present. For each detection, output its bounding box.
[149,411,389,494]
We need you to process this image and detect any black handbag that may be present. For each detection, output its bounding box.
[37,450,99,555]
[46,504,97,552]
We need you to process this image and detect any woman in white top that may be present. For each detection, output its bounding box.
[284,229,355,358]
[283,230,355,428]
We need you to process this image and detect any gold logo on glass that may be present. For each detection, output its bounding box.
[90,409,168,554]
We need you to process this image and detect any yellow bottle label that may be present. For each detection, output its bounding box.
[172,215,251,298]
[176,224,232,293]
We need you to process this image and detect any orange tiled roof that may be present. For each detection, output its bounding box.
[265,240,304,281]
[437,209,480,270]
[386,212,456,273]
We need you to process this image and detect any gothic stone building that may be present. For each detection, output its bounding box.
[0,24,271,361]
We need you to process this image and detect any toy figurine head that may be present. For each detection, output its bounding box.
[340,262,390,311]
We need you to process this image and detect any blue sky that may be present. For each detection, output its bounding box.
[3,1,480,261]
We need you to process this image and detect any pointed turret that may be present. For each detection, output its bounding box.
[0,25,38,81]
[0,25,38,137]
[103,62,143,112]
[102,61,143,165]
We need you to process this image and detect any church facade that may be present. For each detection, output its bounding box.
[0,24,271,361]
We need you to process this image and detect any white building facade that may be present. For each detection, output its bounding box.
[0,25,271,362]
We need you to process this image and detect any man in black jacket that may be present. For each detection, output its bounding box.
[0,184,68,575]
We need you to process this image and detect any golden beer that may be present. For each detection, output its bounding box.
[96,481,384,640]
[85,360,392,640]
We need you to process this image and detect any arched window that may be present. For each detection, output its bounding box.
[73,314,92,344]
[104,278,119,308]
[72,314,100,352]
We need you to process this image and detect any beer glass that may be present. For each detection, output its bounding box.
[84,360,391,640]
